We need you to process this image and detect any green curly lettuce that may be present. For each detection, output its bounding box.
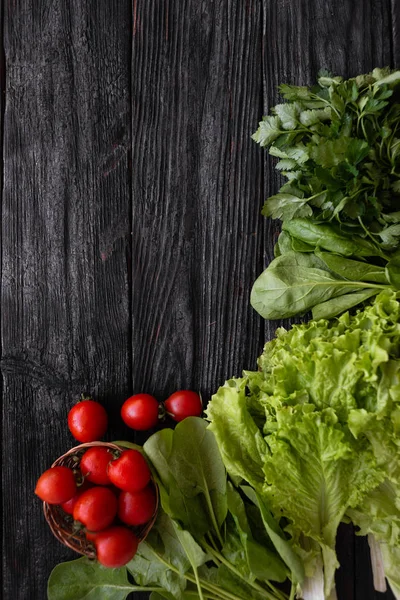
[206,291,400,599]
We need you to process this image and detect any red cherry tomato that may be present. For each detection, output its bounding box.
[73,486,117,531]
[68,399,108,443]
[79,446,112,485]
[93,526,139,568]
[164,390,202,422]
[35,466,77,504]
[118,484,157,526]
[121,394,159,430]
[107,449,151,493]
[61,480,92,515]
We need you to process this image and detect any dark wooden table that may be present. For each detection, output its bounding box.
[2,1,398,599]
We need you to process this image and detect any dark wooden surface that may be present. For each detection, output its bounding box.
[1,1,398,599]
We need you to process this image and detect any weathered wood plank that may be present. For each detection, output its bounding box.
[261,1,394,598]
[391,0,400,67]
[130,0,264,416]
[2,1,132,598]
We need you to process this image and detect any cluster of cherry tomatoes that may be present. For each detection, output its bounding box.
[66,390,203,442]
[35,442,155,568]
[120,390,202,431]
[35,389,202,568]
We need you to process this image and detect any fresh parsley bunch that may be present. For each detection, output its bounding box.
[253,68,400,244]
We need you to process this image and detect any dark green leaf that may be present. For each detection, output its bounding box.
[254,69,400,226]
[282,219,384,258]
[392,181,400,193]
[226,484,288,583]
[173,522,211,598]
[345,139,370,165]
[290,237,315,253]
[250,251,366,320]
[216,565,265,600]
[144,418,227,539]
[127,512,191,599]
[48,557,135,600]
[311,289,380,320]
[241,487,305,585]
[385,256,400,290]
[316,252,388,284]
[274,231,291,257]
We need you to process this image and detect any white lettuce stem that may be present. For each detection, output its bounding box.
[299,555,324,600]
[368,534,387,593]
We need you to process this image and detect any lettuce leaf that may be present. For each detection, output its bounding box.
[206,291,400,598]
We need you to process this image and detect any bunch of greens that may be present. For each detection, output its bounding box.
[252,68,400,228]
[206,291,400,600]
[47,418,303,600]
[251,68,400,320]
[250,218,400,320]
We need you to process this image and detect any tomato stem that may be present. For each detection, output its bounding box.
[157,402,166,421]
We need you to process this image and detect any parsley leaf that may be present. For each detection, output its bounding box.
[253,68,400,239]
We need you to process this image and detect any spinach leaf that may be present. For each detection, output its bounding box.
[241,487,305,585]
[173,522,211,599]
[144,417,227,542]
[47,557,143,600]
[250,251,381,320]
[226,484,288,583]
[216,565,266,600]
[386,255,400,289]
[316,252,388,283]
[128,511,210,600]
[149,591,198,600]
[311,289,380,320]
[274,231,292,257]
[127,512,190,598]
[282,219,386,258]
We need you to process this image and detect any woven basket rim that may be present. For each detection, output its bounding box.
[43,441,159,559]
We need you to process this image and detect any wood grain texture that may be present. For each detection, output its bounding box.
[391,0,400,67]
[2,1,132,598]
[130,0,264,413]
[2,0,400,599]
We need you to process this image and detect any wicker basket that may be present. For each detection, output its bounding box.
[43,441,159,558]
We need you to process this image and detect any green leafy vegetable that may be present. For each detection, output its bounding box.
[226,483,288,583]
[281,220,388,259]
[48,418,297,600]
[253,68,400,233]
[207,292,400,599]
[47,557,152,600]
[143,417,227,543]
[241,487,305,585]
[251,69,400,320]
[315,251,388,283]
[250,251,385,320]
